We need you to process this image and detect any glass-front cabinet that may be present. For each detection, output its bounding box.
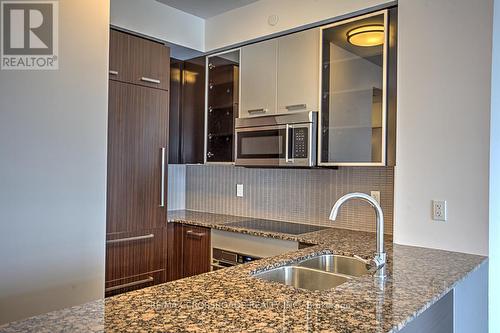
[205,49,240,163]
[319,9,396,166]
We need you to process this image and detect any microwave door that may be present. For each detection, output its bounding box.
[235,125,288,166]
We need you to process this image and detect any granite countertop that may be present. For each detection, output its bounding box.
[0,210,487,333]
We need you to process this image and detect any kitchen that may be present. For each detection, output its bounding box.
[0,0,498,332]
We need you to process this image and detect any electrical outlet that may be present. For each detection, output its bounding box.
[432,200,447,221]
[370,191,381,204]
[236,184,244,197]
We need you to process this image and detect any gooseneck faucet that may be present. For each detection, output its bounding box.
[329,192,387,280]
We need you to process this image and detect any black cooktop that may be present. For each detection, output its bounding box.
[224,219,329,235]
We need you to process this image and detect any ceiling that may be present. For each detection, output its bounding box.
[155,0,259,19]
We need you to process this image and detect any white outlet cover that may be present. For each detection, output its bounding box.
[236,184,244,197]
[432,200,447,221]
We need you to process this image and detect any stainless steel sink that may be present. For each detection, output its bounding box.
[298,254,369,277]
[253,266,350,291]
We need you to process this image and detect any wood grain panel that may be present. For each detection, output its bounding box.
[109,30,130,83]
[181,225,211,278]
[105,227,167,297]
[181,57,205,164]
[129,35,170,91]
[105,228,167,282]
[166,223,184,281]
[106,80,169,233]
[105,270,165,297]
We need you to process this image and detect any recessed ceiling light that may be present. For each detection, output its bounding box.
[347,25,384,47]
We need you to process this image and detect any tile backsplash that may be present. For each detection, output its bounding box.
[176,164,394,234]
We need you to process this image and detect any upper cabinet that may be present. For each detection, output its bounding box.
[240,39,278,118]
[319,9,396,166]
[277,28,320,114]
[240,30,321,118]
[206,50,240,163]
[109,29,170,91]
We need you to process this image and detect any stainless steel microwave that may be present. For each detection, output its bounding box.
[235,111,317,167]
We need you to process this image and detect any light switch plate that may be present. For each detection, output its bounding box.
[370,191,381,204]
[236,184,244,197]
[432,200,447,221]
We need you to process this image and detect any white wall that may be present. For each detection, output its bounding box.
[394,0,492,256]
[489,0,500,330]
[205,0,393,51]
[0,0,109,324]
[110,0,204,51]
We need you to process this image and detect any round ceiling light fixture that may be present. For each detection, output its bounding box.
[347,25,384,47]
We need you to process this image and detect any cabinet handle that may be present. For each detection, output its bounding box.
[248,108,267,114]
[186,230,205,238]
[109,70,118,76]
[285,104,307,111]
[105,276,154,293]
[160,147,166,207]
[140,77,161,84]
[106,233,154,244]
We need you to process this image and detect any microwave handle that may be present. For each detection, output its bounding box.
[285,124,293,163]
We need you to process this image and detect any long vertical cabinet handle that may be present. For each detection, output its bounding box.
[160,147,166,207]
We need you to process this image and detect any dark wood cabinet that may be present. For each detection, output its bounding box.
[105,228,167,297]
[106,80,169,233]
[106,29,170,296]
[109,29,170,91]
[181,225,211,278]
[109,29,130,83]
[168,57,206,164]
[129,35,170,91]
[166,224,211,281]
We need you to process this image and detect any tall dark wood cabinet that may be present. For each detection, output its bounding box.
[168,57,206,164]
[106,29,170,296]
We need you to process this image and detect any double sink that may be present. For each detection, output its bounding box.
[253,254,370,291]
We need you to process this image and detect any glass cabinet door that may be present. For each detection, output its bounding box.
[206,50,240,163]
[319,10,388,165]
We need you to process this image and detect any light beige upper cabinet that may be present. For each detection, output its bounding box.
[277,28,320,114]
[240,39,278,118]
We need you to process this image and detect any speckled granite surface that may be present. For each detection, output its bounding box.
[0,210,486,333]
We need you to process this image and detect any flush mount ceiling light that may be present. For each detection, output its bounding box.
[347,25,384,47]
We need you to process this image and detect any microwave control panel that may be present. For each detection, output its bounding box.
[292,127,308,159]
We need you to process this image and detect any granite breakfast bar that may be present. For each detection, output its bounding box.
[0,211,487,332]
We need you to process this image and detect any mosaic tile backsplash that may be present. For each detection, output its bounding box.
[181,165,394,234]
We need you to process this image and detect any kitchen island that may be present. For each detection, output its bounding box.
[0,211,487,332]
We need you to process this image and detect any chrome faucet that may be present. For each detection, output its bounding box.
[329,192,387,279]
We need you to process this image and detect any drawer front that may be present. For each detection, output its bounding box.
[105,228,167,285]
[182,225,211,278]
[105,270,164,297]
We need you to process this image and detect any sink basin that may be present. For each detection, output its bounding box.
[253,266,350,291]
[298,254,369,277]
